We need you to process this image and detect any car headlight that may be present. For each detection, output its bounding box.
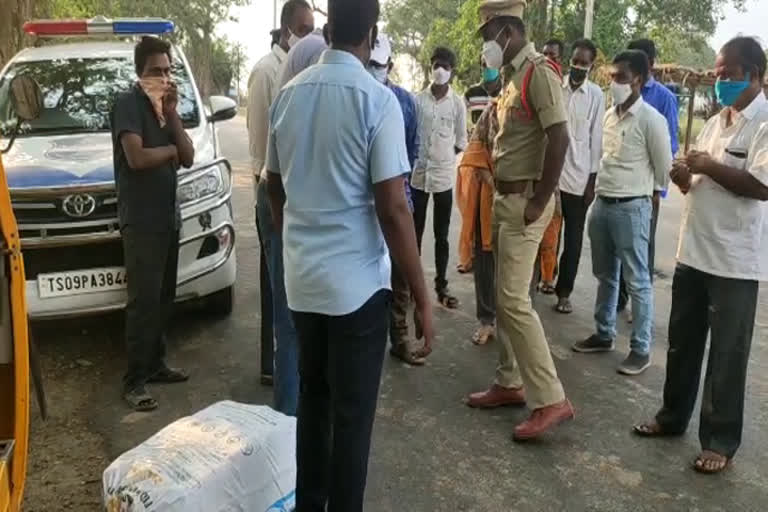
[178,164,228,205]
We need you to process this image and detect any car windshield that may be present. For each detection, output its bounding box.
[0,55,200,137]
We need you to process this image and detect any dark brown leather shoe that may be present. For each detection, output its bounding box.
[513,399,575,441]
[466,384,526,409]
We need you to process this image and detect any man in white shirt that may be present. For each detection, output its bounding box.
[249,0,314,415]
[572,50,671,375]
[554,38,604,314]
[412,46,468,308]
[634,37,768,475]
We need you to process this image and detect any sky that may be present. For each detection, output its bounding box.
[222,0,768,88]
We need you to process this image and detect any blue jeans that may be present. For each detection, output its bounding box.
[588,197,653,355]
[257,179,299,416]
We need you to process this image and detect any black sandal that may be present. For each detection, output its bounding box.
[124,387,158,412]
[389,343,427,366]
[437,289,459,309]
[148,366,190,384]
[632,421,683,437]
[555,297,573,314]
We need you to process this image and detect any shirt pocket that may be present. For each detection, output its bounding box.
[722,149,748,171]
[437,115,454,139]
[568,102,590,142]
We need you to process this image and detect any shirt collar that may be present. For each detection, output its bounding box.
[563,74,588,92]
[318,49,365,69]
[615,96,644,117]
[509,42,536,72]
[737,92,767,121]
[642,76,657,92]
[272,44,288,64]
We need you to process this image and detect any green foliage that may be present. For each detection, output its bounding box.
[385,0,745,90]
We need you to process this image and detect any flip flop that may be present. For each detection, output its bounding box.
[632,422,684,438]
[555,298,573,314]
[457,263,473,274]
[148,366,190,384]
[472,325,495,345]
[437,290,459,309]
[124,387,158,412]
[539,283,556,295]
[389,343,426,366]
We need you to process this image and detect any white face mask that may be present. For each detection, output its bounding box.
[287,29,301,48]
[610,81,633,105]
[482,28,507,70]
[432,67,451,86]
[368,66,388,84]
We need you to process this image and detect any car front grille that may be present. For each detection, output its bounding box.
[22,239,124,280]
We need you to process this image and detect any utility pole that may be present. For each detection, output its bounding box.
[584,0,595,38]
[273,0,278,29]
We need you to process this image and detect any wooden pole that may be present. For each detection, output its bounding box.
[584,0,595,38]
[684,87,696,154]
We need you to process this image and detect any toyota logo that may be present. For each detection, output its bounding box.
[61,194,97,218]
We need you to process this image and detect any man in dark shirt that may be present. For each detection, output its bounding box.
[111,36,195,411]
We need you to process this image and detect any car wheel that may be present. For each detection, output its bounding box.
[207,286,234,316]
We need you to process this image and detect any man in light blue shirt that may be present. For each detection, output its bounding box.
[266,0,433,509]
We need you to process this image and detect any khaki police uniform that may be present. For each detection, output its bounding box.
[490,38,569,409]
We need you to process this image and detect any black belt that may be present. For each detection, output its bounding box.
[599,195,648,204]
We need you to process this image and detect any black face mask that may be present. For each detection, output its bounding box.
[569,66,589,84]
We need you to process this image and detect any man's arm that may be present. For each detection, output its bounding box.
[648,114,673,192]
[372,96,433,351]
[454,96,468,154]
[405,95,420,169]
[535,122,569,207]
[663,91,680,157]
[120,134,177,171]
[247,67,272,173]
[589,87,605,176]
[527,64,570,220]
[166,112,194,168]
[265,109,284,228]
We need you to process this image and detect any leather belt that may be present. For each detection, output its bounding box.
[495,179,536,195]
[598,195,649,204]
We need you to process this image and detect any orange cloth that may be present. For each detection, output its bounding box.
[538,213,562,283]
[456,140,495,268]
[139,77,169,127]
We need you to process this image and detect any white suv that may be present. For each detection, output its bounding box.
[0,35,238,319]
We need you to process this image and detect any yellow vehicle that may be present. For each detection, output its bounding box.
[0,75,45,512]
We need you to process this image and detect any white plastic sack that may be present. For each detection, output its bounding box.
[103,401,296,512]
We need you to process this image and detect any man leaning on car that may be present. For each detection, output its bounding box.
[110,36,195,412]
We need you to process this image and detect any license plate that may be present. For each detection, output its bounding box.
[37,267,127,298]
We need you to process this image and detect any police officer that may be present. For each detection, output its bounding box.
[466,0,574,441]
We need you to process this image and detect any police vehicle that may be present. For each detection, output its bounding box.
[0,17,238,319]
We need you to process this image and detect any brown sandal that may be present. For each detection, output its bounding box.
[472,325,495,346]
[693,451,731,474]
[389,343,426,366]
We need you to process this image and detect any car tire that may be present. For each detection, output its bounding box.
[207,286,234,316]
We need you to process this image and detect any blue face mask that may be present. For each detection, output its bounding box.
[483,67,500,83]
[715,73,751,106]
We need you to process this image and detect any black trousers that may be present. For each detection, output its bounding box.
[555,191,589,299]
[411,187,452,292]
[255,203,274,378]
[122,228,179,392]
[292,289,391,512]
[619,195,660,306]
[655,264,758,458]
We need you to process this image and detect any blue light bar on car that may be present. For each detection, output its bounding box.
[24,17,175,36]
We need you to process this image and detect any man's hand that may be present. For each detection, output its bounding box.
[163,82,178,118]
[686,150,716,176]
[670,159,692,194]
[476,169,494,188]
[523,197,547,226]
[413,300,434,358]
[168,144,179,168]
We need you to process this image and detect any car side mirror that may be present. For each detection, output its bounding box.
[207,96,237,123]
[2,75,43,154]
[10,75,43,122]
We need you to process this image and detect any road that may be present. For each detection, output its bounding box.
[23,114,768,511]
